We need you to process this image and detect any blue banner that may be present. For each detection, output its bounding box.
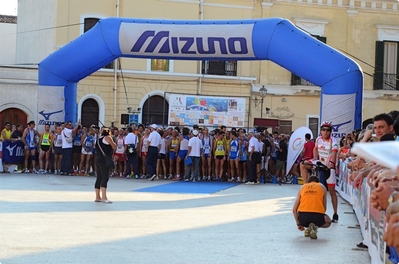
[2,140,25,164]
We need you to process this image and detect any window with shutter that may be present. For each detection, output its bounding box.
[202,60,237,76]
[374,41,399,90]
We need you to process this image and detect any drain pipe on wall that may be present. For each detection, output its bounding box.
[113,0,120,125]
[198,0,204,95]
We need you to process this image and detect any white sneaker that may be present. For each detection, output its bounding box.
[237,177,241,182]
[149,174,157,181]
[207,176,211,181]
[33,169,38,174]
[202,176,207,181]
[245,181,255,185]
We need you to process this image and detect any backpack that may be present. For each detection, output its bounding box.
[126,135,137,156]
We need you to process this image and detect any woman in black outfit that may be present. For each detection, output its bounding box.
[95,127,117,203]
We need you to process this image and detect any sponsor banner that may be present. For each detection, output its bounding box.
[37,86,65,133]
[168,94,246,128]
[321,93,356,138]
[286,126,313,173]
[2,140,25,164]
[119,23,255,58]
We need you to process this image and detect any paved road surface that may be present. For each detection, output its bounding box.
[0,173,370,264]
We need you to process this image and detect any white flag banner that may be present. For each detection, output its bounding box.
[286,126,313,174]
[37,86,65,133]
[321,93,356,138]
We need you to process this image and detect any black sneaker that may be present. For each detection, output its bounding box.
[332,213,339,223]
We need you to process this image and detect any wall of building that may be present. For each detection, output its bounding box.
[0,21,16,65]
[16,0,56,64]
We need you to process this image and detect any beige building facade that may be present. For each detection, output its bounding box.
[1,0,398,134]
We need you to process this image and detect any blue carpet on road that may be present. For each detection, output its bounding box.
[134,181,240,194]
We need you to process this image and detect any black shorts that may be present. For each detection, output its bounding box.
[73,146,82,153]
[54,146,62,155]
[41,145,50,152]
[298,212,326,228]
[158,153,166,160]
[216,155,224,160]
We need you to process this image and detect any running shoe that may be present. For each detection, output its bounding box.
[304,228,310,237]
[309,223,318,239]
[126,175,130,179]
[332,213,339,223]
[149,174,157,181]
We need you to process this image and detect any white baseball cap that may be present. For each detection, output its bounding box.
[192,130,199,136]
[150,124,157,129]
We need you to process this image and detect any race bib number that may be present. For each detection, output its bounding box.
[204,145,210,154]
[74,141,81,146]
[217,145,223,151]
[85,142,92,147]
[42,139,49,144]
[230,146,237,152]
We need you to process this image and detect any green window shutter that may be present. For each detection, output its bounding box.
[374,41,384,90]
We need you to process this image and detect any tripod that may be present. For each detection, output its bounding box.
[256,157,281,185]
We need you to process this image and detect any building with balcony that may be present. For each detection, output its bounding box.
[0,0,398,135]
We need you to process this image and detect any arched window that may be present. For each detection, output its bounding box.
[142,96,169,127]
[81,99,99,127]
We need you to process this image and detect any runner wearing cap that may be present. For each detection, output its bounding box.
[313,121,339,223]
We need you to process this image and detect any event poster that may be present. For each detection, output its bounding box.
[168,94,246,127]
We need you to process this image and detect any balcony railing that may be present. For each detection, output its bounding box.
[383,73,398,90]
[291,74,315,86]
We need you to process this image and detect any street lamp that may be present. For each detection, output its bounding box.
[259,85,267,118]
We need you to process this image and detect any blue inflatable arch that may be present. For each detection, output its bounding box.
[39,17,363,133]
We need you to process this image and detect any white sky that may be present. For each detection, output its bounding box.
[0,0,18,16]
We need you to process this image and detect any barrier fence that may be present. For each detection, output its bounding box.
[336,161,386,264]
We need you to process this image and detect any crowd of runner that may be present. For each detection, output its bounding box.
[0,122,291,184]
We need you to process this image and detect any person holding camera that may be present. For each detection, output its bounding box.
[95,127,117,203]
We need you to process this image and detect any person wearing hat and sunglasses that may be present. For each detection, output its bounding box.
[313,121,339,223]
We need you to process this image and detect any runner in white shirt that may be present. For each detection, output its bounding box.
[313,121,339,223]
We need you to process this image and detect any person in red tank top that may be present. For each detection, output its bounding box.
[299,133,315,183]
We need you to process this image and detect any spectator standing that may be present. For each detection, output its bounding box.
[276,134,288,182]
[95,127,117,203]
[124,127,139,179]
[1,122,13,173]
[146,124,162,181]
[184,130,202,182]
[61,120,80,175]
[246,132,259,184]
[299,133,316,183]
[11,124,23,139]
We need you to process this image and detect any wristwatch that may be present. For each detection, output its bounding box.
[388,191,397,204]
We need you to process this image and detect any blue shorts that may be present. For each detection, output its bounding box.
[178,150,188,159]
[169,151,177,161]
[203,153,210,158]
